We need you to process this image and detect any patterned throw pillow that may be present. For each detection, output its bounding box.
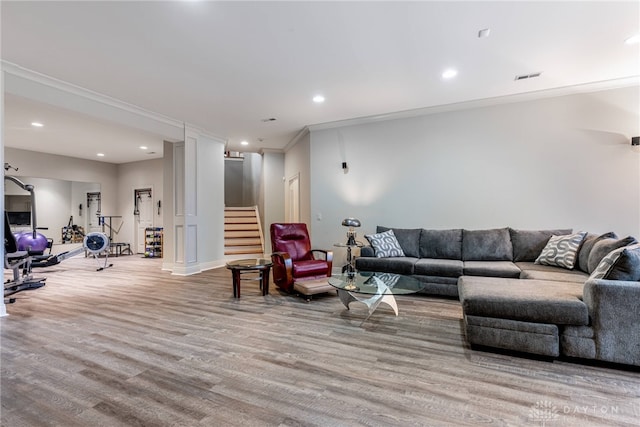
[535,231,587,270]
[365,229,405,258]
[589,243,640,281]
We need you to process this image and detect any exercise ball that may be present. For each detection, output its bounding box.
[15,231,49,254]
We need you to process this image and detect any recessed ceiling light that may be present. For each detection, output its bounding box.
[241,141,249,146]
[625,34,640,45]
[139,146,148,150]
[31,122,44,127]
[442,69,458,79]
[97,153,105,157]
[313,95,325,103]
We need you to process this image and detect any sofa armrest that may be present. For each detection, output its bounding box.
[583,278,640,365]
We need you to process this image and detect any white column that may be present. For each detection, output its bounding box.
[1,64,7,316]
[163,125,225,275]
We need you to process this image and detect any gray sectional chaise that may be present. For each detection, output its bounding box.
[355,226,640,367]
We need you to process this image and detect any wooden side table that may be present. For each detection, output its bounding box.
[225,258,273,298]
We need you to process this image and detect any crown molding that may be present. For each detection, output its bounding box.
[284,126,310,152]
[307,76,640,133]
[2,61,228,143]
[2,61,184,128]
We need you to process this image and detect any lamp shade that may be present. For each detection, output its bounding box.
[342,218,361,228]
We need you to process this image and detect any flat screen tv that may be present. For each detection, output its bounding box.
[7,211,31,226]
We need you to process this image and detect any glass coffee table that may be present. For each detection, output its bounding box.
[328,271,425,322]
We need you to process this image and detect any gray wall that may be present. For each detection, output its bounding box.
[224,153,262,207]
[308,86,640,259]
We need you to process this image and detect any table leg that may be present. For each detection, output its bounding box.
[232,270,241,298]
[261,267,270,296]
[337,289,399,319]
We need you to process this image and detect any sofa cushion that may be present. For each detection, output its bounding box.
[376,226,421,258]
[462,228,513,261]
[587,236,638,273]
[577,232,617,273]
[509,228,572,262]
[354,256,417,275]
[365,229,405,258]
[516,262,588,283]
[414,258,463,277]
[589,243,640,281]
[463,261,521,278]
[292,259,330,277]
[420,229,463,259]
[458,276,588,325]
[535,231,587,270]
[520,269,588,283]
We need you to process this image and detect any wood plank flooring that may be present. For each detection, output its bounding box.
[2,256,639,426]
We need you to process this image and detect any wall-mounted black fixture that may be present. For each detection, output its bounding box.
[342,162,348,173]
[632,136,639,146]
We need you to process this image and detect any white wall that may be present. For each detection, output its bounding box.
[196,136,225,268]
[309,86,640,256]
[284,132,311,227]
[4,148,166,246]
[5,177,71,243]
[261,150,285,252]
[5,147,118,218]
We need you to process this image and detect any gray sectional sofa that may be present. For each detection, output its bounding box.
[355,226,640,366]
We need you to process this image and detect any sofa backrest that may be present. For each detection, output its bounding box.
[420,229,462,259]
[509,228,573,262]
[462,228,513,261]
[376,226,421,257]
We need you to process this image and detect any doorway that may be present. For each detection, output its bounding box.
[86,192,101,233]
[134,188,153,253]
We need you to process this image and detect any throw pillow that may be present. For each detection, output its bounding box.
[376,226,421,258]
[365,229,405,258]
[577,232,617,273]
[509,228,573,262]
[535,231,587,270]
[587,236,638,273]
[589,243,640,281]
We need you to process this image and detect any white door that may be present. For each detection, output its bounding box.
[86,192,102,233]
[287,174,300,223]
[135,189,154,253]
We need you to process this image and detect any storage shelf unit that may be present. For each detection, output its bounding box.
[144,227,163,258]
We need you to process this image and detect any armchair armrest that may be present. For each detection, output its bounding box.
[311,249,333,274]
[583,278,640,365]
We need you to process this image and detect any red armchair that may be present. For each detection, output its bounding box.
[270,223,333,293]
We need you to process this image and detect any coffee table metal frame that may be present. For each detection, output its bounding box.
[328,271,424,322]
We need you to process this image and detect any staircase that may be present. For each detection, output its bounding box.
[224,206,265,256]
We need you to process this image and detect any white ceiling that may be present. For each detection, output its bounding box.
[2,1,639,164]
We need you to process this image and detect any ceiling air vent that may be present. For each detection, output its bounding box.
[515,72,542,81]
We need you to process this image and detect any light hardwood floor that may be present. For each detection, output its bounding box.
[2,255,639,426]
